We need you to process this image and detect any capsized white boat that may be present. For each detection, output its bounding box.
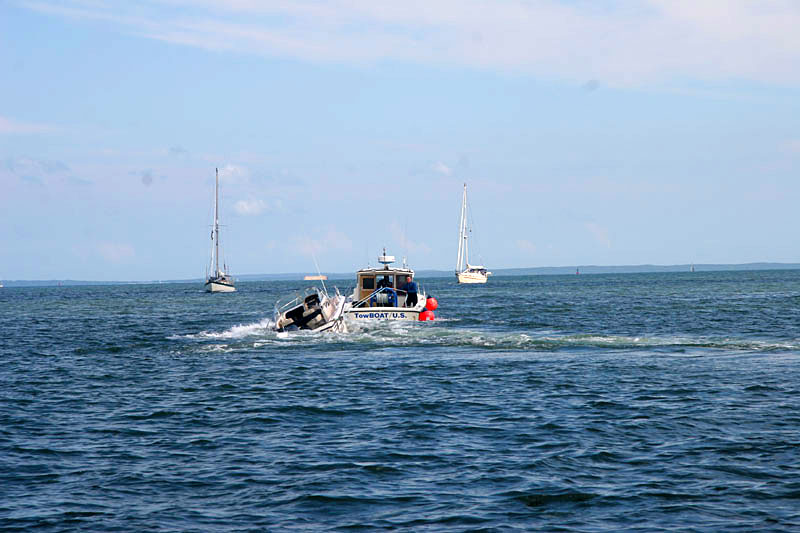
[455,183,490,284]
[205,168,236,293]
[273,287,348,333]
[345,250,437,322]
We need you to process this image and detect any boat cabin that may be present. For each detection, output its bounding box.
[352,253,416,308]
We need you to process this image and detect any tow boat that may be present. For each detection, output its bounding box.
[344,250,437,322]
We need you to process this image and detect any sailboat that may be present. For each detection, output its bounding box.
[205,168,236,293]
[455,183,491,284]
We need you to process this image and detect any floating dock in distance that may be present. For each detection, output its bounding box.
[304,275,328,281]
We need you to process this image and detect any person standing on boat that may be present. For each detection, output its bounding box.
[401,276,418,307]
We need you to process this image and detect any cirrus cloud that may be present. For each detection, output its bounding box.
[20,0,800,87]
[0,115,58,135]
[233,198,266,215]
[217,163,250,184]
[292,227,353,256]
[98,242,136,263]
[585,222,612,249]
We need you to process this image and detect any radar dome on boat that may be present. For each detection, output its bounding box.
[378,247,396,267]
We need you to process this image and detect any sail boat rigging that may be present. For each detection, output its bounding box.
[455,183,491,284]
[205,168,236,293]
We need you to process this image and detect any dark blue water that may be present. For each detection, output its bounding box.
[2,271,800,531]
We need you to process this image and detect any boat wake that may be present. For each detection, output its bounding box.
[171,318,799,356]
[175,318,276,340]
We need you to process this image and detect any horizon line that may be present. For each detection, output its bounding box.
[4,261,800,286]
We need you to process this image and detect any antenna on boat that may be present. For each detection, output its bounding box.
[311,250,328,297]
[403,216,409,269]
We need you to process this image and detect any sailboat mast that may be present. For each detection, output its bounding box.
[456,183,467,272]
[464,209,469,267]
[462,184,469,269]
[214,167,220,277]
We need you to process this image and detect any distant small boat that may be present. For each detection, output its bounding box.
[690,264,695,273]
[455,183,490,284]
[205,168,236,293]
[304,275,328,281]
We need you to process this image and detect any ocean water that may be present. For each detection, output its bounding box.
[2,270,800,532]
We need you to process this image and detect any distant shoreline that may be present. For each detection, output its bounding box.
[3,262,800,287]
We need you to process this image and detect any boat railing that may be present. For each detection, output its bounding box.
[352,287,384,308]
[274,287,321,315]
[351,284,424,309]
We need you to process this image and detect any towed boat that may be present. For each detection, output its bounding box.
[273,287,348,333]
[344,250,437,322]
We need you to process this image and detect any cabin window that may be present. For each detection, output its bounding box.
[361,276,375,290]
[395,274,409,287]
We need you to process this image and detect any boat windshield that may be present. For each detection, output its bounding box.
[357,270,414,299]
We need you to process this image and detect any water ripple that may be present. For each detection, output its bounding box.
[2,273,800,531]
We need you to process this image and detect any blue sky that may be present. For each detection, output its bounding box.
[2,0,800,281]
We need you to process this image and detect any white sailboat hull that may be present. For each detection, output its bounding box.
[456,271,489,284]
[205,280,236,293]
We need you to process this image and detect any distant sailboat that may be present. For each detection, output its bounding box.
[205,168,236,293]
[455,183,491,284]
[690,264,695,273]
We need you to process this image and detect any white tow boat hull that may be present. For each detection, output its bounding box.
[346,308,420,321]
[205,281,236,293]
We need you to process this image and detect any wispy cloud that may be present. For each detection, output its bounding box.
[0,115,58,134]
[6,156,69,174]
[98,242,136,263]
[432,161,452,176]
[517,239,536,253]
[585,222,612,249]
[390,221,431,255]
[20,0,800,86]
[217,163,250,184]
[233,198,266,215]
[292,227,353,256]
[5,156,70,185]
[784,139,800,154]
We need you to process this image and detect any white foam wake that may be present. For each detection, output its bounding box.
[179,317,275,340]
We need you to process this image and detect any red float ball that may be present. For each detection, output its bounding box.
[419,310,435,321]
[425,297,438,312]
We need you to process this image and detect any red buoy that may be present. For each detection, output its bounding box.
[425,297,438,312]
[419,310,435,321]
